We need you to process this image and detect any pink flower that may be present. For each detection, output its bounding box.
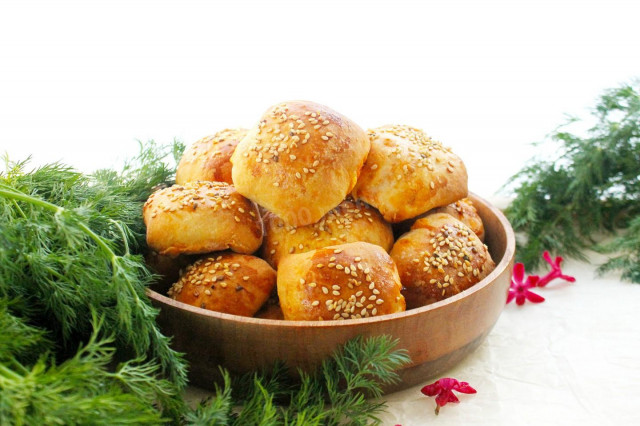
[536,251,576,287]
[421,378,477,415]
[507,263,544,305]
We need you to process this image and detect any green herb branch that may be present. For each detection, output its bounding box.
[1,141,413,424]
[503,80,640,282]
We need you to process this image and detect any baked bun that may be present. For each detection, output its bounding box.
[352,125,468,223]
[176,128,248,185]
[261,198,394,269]
[143,181,263,256]
[429,198,484,242]
[168,253,276,317]
[395,197,485,242]
[231,101,370,226]
[254,297,284,320]
[277,242,405,321]
[390,213,495,309]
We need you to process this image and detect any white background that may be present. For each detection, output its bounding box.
[1,0,639,198]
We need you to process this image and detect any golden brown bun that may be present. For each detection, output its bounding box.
[261,198,394,269]
[254,297,284,320]
[277,242,405,321]
[390,213,495,309]
[394,198,485,242]
[428,198,484,242]
[168,253,276,317]
[231,101,370,226]
[143,181,263,256]
[176,128,248,185]
[352,125,468,223]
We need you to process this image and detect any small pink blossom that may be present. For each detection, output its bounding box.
[421,377,477,415]
[507,263,544,305]
[536,251,576,287]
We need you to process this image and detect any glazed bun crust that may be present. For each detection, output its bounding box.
[261,199,394,269]
[429,198,485,242]
[352,125,468,223]
[277,242,405,321]
[231,101,370,227]
[390,213,495,309]
[395,197,485,242]
[143,181,263,256]
[168,253,276,317]
[176,129,248,185]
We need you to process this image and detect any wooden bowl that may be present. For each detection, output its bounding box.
[147,193,515,392]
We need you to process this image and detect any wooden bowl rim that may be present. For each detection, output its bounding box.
[146,192,515,329]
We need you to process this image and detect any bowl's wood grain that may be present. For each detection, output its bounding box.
[147,193,515,391]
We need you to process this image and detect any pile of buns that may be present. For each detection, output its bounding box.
[143,100,495,321]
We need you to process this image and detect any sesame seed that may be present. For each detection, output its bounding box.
[204,289,212,295]
[316,263,324,268]
[371,164,378,170]
[273,182,280,187]
[322,287,329,294]
[299,278,306,285]
[234,216,241,222]
[332,291,340,296]
[334,249,343,254]
[311,301,320,306]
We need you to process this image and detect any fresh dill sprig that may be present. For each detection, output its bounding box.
[503,80,640,281]
[0,141,188,423]
[0,311,175,425]
[188,335,411,426]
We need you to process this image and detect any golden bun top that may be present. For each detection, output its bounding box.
[168,252,276,317]
[231,100,370,227]
[391,213,494,308]
[352,125,468,222]
[176,128,248,185]
[261,198,394,268]
[429,198,484,242]
[394,197,485,241]
[277,242,405,321]
[143,181,263,256]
